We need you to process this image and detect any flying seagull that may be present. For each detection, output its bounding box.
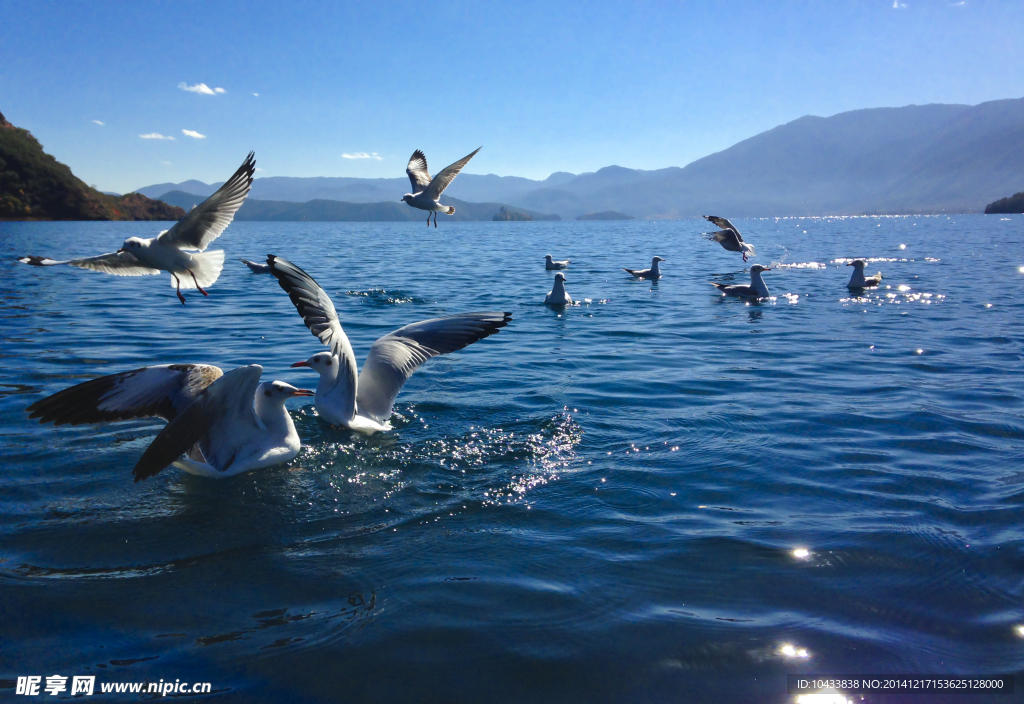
[703,215,756,262]
[402,147,481,227]
[267,255,511,433]
[711,264,771,298]
[18,153,256,304]
[25,363,313,481]
[239,257,270,273]
[623,256,665,279]
[544,272,573,306]
[846,259,883,288]
[545,255,571,270]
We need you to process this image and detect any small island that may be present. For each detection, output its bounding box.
[985,190,1024,214]
[0,109,184,221]
[492,206,533,221]
[576,211,634,221]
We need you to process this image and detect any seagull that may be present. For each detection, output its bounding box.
[711,264,771,298]
[545,255,571,270]
[846,259,883,288]
[623,256,665,279]
[25,363,313,481]
[402,147,481,227]
[703,215,756,262]
[267,255,511,433]
[239,257,270,273]
[544,272,573,306]
[18,153,255,304]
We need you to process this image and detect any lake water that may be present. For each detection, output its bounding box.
[1,216,1023,703]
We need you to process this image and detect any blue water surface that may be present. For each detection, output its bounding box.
[1,216,1023,703]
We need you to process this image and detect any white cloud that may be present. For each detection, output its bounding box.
[181,129,206,139]
[893,0,907,7]
[161,161,172,165]
[92,120,104,126]
[342,152,383,160]
[253,92,259,97]
[140,133,175,140]
[255,167,265,172]
[178,82,224,95]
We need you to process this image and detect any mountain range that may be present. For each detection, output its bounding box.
[138,96,1024,220]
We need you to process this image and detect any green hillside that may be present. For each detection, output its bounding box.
[0,110,184,221]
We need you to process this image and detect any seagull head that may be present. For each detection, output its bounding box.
[545,254,553,261]
[553,272,567,283]
[847,259,867,269]
[750,264,771,274]
[401,194,414,204]
[117,237,147,253]
[653,256,666,263]
[257,380,315,405]
[291,351,336,377]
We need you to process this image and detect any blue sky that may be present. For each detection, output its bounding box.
[2,0,1022,193]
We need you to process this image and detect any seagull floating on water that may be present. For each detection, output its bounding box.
[623,256,665,279]
[26,363,313,481]
[545,272,573,306]
[846,259,883,288]
[711,264,771,298]
[267,255,511,433]
[703,215,756,262]
[402,147,481,227]
[545,255,570,270]
[18,153,255,304]
[239,257,270,273]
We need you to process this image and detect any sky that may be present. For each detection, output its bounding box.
[2,0,1023,193]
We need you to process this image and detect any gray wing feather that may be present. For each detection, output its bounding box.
[703,215,744,242]
[26,364,223,426]
[132,365,262,482]
[424,147,481,200]
[356,311,511,423]
[158,152,255,251]
[406,150,432,193]
[266,255,355,361]
[19,251,161,276]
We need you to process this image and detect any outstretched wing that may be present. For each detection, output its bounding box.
[424,147,481,200]
[26,364,223,426]
[266,255,355,359]
[18,251,161,276]
[132,365,262,482]
[406,150,432,193]
[703,215,743,242]
[157,152,255,251]
[356,311,511,423]
[704,229,742,250]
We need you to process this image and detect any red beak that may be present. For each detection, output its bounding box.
[289,388,315,397]
[290,360,310,368]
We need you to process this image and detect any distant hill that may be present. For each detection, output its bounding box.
[985,190,1024,214]
[577,211,634,220]
[139,97,1024,219]
[493,206,533,221]
[0,110,183,221]
[158,191,560,222]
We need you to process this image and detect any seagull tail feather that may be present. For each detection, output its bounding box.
[177,250,225,289]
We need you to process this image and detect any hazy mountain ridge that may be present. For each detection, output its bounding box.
[138,97,1024,219]
[157,190,560,222]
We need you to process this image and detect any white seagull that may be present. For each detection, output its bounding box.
[26,363,314,481]
[18,153,255,304]
[544,272,573,306]
[402,147,481,227]
[846,259,883,288]
[703,215,756,262]
[545,255,571,270]
[623,256,666,279]
[239,257,270,274]
[711,264,771,298]
[267,255,511,434]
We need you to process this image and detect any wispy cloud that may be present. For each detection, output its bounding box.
[342,152,383,160]
[92,120,104,126]
[181,129,206,139]
[893,0,907,7]
[140,133,174,140]
[949,1,965,5]
[178,82,225,95]
[161,161,172,165]
[253,92,259,97]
